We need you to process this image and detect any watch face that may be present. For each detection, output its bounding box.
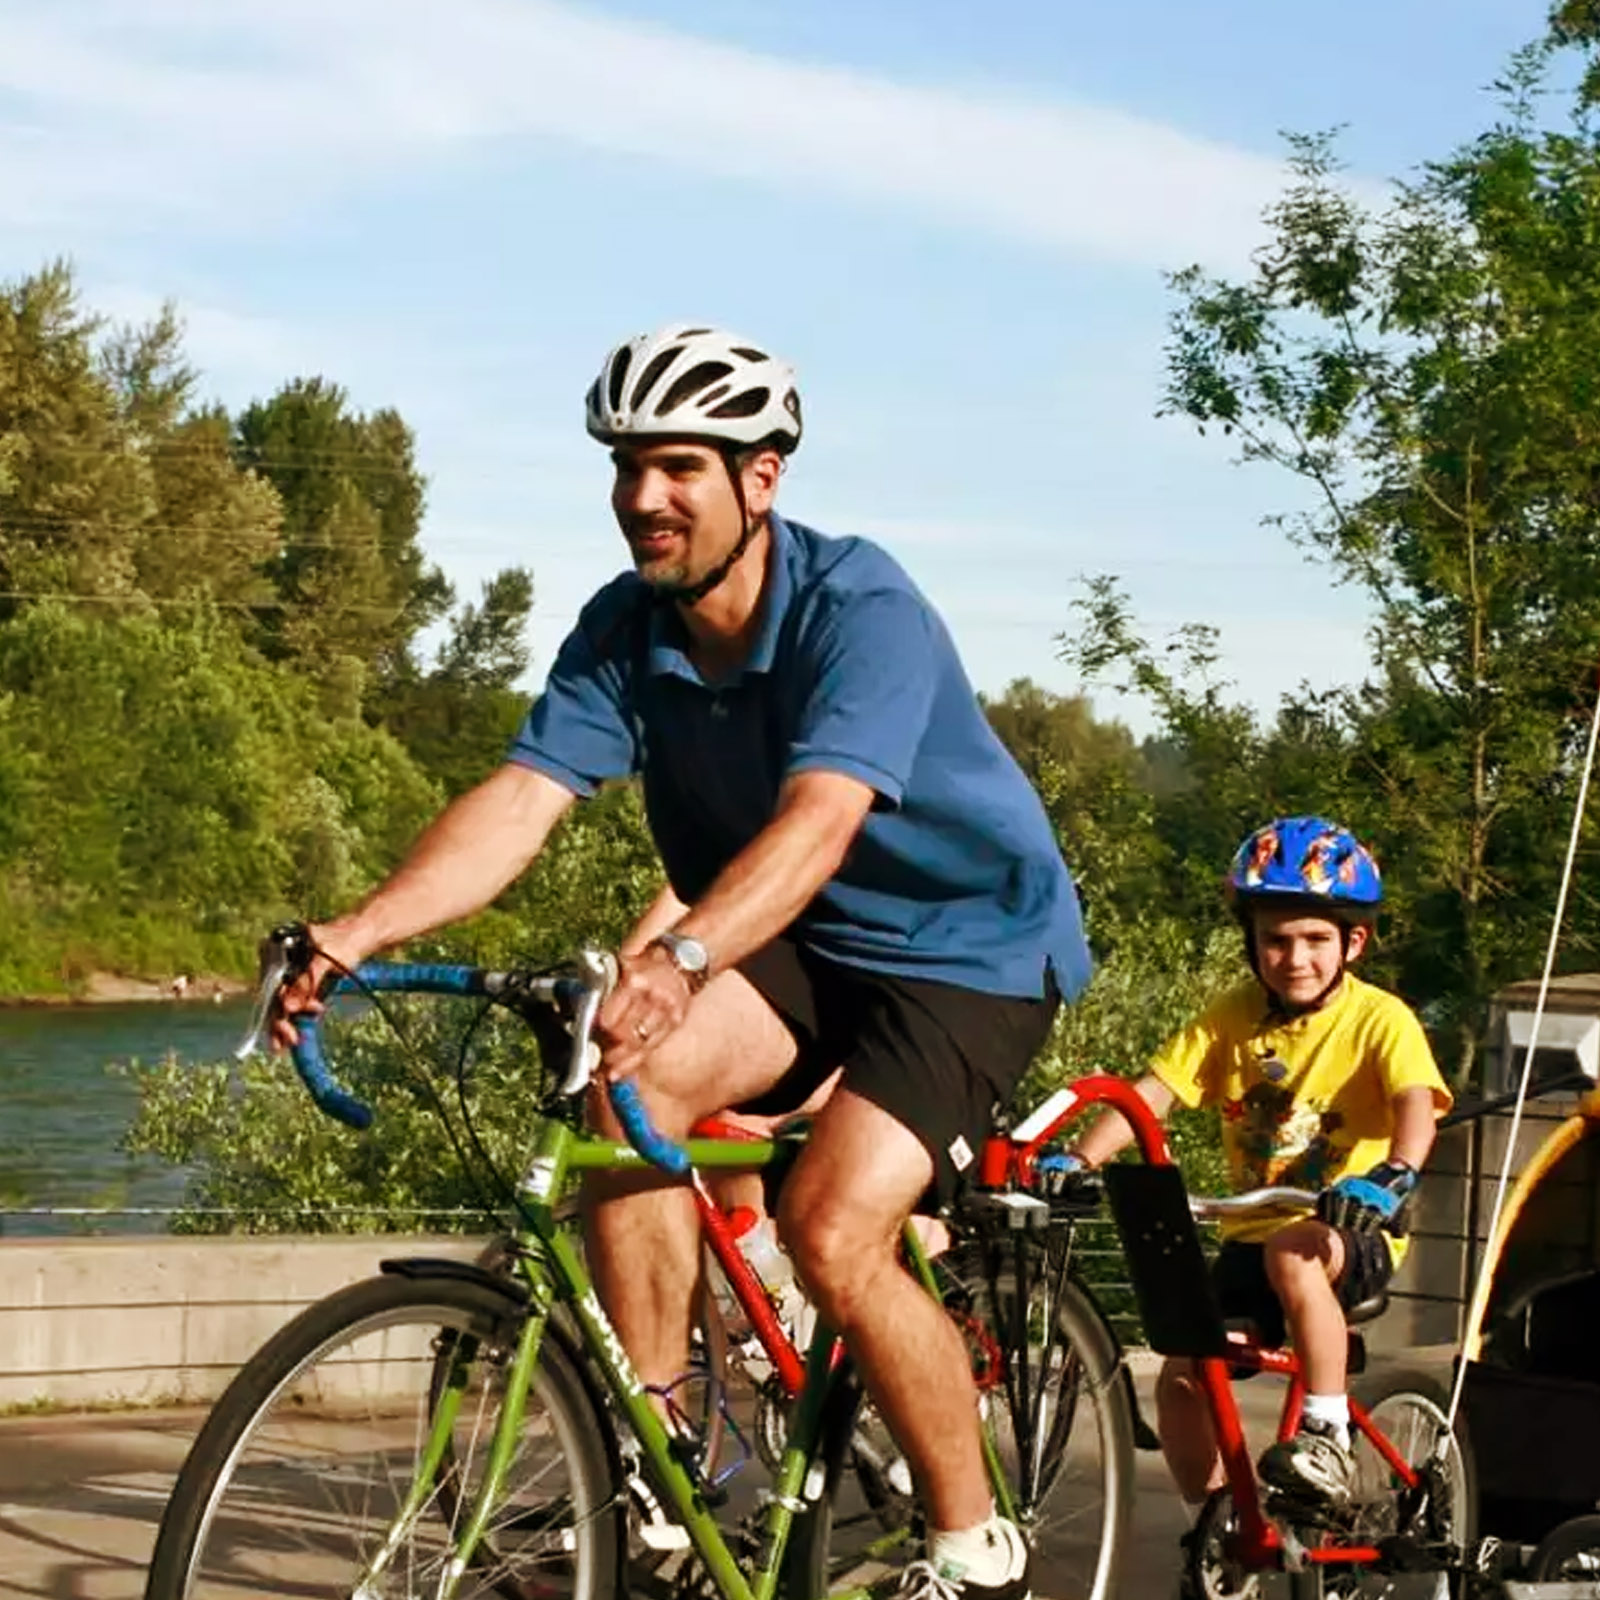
[669,934,709,973]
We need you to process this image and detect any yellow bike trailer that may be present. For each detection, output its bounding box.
[1458,1073,1600,1550]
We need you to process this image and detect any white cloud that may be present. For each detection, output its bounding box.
[0,0,1315,270]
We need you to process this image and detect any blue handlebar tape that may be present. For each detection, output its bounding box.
[288,1013,375,1131]
[609,1079,690,1174]
[331,962,483,997]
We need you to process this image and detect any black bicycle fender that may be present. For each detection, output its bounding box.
[380,1255,531,1304]
[1094,1305,1161,1452]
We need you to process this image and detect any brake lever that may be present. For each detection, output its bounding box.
[235,923,315,1060]
[560,948,618,1094]
[236,949,291,1060]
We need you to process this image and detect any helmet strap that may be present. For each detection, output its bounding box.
[654,447,758,607]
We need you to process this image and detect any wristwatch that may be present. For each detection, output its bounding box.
[651,931,712,993]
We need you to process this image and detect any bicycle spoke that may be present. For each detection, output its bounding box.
[148,1281,617,1600]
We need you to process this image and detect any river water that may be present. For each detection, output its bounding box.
[0,1000,250,1236]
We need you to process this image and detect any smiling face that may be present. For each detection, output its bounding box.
[1250,906,1369,1009]
[609,439,780,595]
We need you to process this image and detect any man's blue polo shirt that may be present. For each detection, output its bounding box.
[507,514,1091,1001]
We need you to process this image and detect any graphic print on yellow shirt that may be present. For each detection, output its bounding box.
[1150,973,1451,1244]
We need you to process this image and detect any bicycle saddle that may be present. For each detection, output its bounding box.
[1343,1289,1390,1326]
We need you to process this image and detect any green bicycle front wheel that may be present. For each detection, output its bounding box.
[144,1273,623,1600]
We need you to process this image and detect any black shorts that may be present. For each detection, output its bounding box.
[1212,1229,1395,1352]
[734,936,1059,1204]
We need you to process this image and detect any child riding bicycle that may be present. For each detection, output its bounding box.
[1060,817,1451,1526]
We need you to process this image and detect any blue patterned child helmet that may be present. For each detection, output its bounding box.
[1225,816,1382,917]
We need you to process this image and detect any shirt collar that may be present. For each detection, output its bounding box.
[744,513,794,674]
[644,513,796,684]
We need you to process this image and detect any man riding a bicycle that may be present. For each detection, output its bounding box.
[277,323,1092,1600]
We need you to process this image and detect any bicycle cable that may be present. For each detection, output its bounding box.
[448,992,559,1234]
[310,949,511,1227]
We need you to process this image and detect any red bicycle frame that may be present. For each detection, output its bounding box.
[687,1116,810,1396]
[979,1073,1424,1578]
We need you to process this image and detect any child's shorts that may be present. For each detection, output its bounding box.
[1211,1228,1395,1352]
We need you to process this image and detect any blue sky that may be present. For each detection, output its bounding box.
[0,0,1548,731]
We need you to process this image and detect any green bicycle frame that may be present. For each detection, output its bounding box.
[370,1111,1002,1600]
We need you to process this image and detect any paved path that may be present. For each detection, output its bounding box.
[0,1368,1330,1599]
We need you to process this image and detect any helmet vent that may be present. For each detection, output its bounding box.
[678,326,713,337]
[631,346,683,412]
[730,345,768,362]
[659,361,733,415]
[606,349,632,413]
[708,387,768,419]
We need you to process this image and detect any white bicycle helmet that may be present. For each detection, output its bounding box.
[585,323,802,454]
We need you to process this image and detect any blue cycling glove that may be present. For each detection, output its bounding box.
[1033,1149,1090,1196]
[1316,1159,1419,1236]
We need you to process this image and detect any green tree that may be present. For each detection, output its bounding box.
[381,568,536,796]
[0,263,154,605]
[234,379,451,699]
[139,406,281,609]
[0,263,555,1002]
[1152,33,1600,1076]
[982,678,1172,952]
[0,602,441,991]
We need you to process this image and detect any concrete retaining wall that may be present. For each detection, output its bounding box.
[0,1218,1465,1414]
[0,1235,485,1410]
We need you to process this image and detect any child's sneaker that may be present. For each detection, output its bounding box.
[1257,1417,1355,1503]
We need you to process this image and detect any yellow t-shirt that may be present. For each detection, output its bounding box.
[1151,974,1452,1247]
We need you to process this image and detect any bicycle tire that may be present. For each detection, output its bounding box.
[144,1272,624,1600]
[1348,1366,1477,1553]
[786,1244,1134,1600]
[1531,1514,1600,1581]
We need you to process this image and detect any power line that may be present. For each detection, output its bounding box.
[1,439,431,478]
[0,589,536,619]
[2,515,399,549]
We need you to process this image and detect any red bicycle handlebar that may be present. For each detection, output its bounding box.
[979,1072,1174,1187]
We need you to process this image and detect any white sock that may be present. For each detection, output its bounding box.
[1301,1392,1350,1447]
[928,1513,1026,1584]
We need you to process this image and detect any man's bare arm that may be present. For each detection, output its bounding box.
[620,884,690,958]
[598,769,873,1072]
[271,765,577,1048]
[671,769,874,971]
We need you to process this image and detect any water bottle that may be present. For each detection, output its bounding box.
[731,1210,814,1350]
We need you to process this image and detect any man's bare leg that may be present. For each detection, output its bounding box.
[702,1070,844,1223]
[778,1090,990,1530]
[582,971,799,1391]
